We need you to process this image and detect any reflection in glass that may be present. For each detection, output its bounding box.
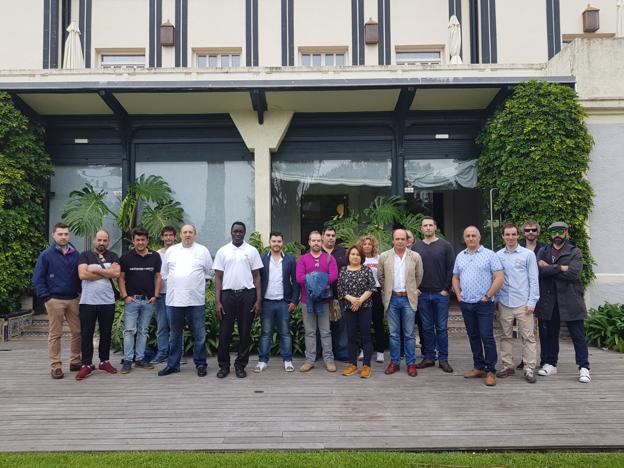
[404,159,477,190]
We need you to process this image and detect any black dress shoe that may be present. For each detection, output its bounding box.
[516,361,525,370]
[197,366,207,377]
[235,367,247,378]
[216,367,230,378]
[158,366,179,376]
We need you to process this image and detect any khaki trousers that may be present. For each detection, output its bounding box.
[45,298,81,369]
[497,303,537,372]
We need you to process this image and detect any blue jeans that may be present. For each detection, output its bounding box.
[167,305,207,370]
[259,300,292,363]
[460,301,497,373]
[123,299,154,363]
[154,295,169,359]
[418,291,450,362]
[387,295,416,365]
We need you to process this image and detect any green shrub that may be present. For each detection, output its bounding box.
[0,92,53,312]
[585,303,624,352]
[476,80,594,286]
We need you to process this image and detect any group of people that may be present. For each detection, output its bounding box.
[32,216,591,385]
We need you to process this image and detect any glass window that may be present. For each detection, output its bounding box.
[396,50,441,65]
[272,159,391,244]
[197,53,241,68]
[300,52,347,67]
[135,160,255,250]
[335,53,346,66]
[49,165,123,254]
[404,159,477,190]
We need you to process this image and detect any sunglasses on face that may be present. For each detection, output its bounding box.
[524,228,538,233]
[547,229,567,235]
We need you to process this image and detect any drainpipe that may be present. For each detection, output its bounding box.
[489,187,498,250]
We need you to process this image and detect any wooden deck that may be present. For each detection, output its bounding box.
[1,336,623,452]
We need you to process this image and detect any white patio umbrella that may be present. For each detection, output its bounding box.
[617,0,624,38]
[448,15,462,64]
[62,21,84,69]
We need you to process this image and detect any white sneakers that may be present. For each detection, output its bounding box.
[284,361,294,372]
[253,362,267,373]
[579,367,591,383]
[537,364,557,376]
[358,350,364,361]
[376,352,385,363]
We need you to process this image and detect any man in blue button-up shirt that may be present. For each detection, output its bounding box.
[452,226,504,386]
[495,223,540,383]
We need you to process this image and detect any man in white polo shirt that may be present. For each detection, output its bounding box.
[214,221,263,379]
[157,224,213,377]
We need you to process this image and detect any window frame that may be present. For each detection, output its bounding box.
[395,45,445,65]
[194,47,243,69]
[97,49,146,68]
[298,46,348,67]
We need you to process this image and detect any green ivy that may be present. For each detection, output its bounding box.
[476,81,594,286]
[0,93,53,312]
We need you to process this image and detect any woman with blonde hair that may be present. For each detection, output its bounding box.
[356,234,386,363]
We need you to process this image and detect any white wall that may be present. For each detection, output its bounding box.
[496,0,548,64]
[258,0,281,67]
[560,0,617,36]
[0,0,44,69]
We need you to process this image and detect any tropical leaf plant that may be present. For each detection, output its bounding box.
[61,183,114,237]
[585,303,624,352]
[140,201,184,243]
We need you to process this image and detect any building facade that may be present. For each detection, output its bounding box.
[0,0,622,307]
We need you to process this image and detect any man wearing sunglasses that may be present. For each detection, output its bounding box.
[534,222,590,383]
[517,220,548,371]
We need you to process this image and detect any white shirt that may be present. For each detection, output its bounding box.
[364,256,380,288]
[264,254,284,300]
[157,247,168,295]
[393,250,407,292]
[162,242,213,307]
[213,241,263,290]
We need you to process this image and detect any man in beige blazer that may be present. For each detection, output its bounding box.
[378,229,424,377]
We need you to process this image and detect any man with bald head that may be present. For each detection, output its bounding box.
[75,229,121,380]
[378,228,424,377]
[452,225,504,386]
[158,224,213,377]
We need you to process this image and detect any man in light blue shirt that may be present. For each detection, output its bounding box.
[495,223,540,383]
[452,226,504,386]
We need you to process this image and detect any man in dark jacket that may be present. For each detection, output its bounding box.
[254,231,300,373]
[32,222,81,379]
[535,221,591,383]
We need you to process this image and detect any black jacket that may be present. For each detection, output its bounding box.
[260,252,300,305]
[534,241,587,321]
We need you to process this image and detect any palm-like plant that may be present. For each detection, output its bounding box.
[62,175,184,244]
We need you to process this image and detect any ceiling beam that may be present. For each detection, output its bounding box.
[98,90,128,118]
[394,86,416,120]
[249,88,267,124]
[485,86,513,116]
[10,93,40,122]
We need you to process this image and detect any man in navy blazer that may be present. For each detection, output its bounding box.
[254,231,300,373]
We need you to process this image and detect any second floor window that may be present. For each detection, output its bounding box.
[99,53,146,68]
[396,50,442,65]
[299,47,348,67]
[197,53,241,68]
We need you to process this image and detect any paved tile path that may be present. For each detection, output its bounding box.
[1,336,623,452]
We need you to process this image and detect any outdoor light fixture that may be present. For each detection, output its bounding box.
[582,4,600,33]
[160,19,175,46]
[365,18,379,44]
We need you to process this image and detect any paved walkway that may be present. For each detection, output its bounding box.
[1,336,623,452]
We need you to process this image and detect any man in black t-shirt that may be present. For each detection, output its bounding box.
[118,227,162,373]
[75,229,121,381]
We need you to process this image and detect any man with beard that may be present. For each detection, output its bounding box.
[535,222,591,383]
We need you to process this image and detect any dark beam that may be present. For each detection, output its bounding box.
[98,90,128,118]
[249,88,267,124]
[485,86,513,116]
[394,86,416,120]
[10,94,41,122]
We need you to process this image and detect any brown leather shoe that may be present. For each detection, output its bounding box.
[50,368,64,380]
[416,359,435,369]
[384,362,400,375]
[464,368,487,379]
[439,361,454,373]
[407,364,418,377]
[485,372,497,386]
[360,365,372,379]
[69,363,82,372]
[496,367,515,378]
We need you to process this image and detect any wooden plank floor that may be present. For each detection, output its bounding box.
[1,336,623,452]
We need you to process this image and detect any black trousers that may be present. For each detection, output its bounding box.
[217,289,256,369]
[79,303,115,365]
[345,305,373,366]
[371,289,386,353]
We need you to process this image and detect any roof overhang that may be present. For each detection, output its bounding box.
[0,65,575,119]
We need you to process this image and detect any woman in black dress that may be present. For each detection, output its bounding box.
[337,245,376,378]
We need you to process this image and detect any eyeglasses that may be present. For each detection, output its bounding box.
[524,228,538,233]
[547,228,567,235]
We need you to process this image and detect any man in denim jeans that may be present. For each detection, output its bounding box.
[254,231,300,373]
[378,229,424,377]
[119,227,162,373]
[412,217,455,373]
[150,226,177,364]
[452,226,504,387]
